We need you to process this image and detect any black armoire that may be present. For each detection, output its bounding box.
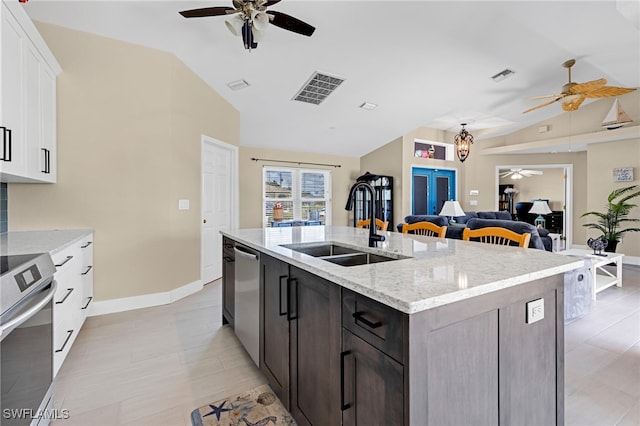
[352,172,394,228]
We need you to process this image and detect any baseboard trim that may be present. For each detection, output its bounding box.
[89,280,204,317]
[569,245,639,266]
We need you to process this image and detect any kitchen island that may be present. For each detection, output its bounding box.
[221,226,582,426]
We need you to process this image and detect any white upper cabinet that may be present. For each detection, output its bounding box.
[0,1,60,183]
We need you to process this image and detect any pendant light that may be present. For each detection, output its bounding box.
[454,123,474,162]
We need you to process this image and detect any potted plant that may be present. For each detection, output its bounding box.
[581,185,640,252]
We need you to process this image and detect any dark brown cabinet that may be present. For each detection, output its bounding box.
[342,329,404,426]
[222,237,235,326]
[288,265,342,426]
[260,254,290,408]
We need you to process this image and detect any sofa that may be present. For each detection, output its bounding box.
[397,211,552,251]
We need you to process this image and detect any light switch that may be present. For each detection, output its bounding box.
[178,199,190,210]
[469,200,478,206]
[526,298,544,324]
[470,190,479,196]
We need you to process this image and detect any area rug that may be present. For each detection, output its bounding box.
[191,384,296,426]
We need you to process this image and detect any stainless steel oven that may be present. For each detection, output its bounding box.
[1,253,57,426]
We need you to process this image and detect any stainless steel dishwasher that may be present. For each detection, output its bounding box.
[233,244,260,366]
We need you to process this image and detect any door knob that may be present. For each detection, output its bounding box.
[203,219,207,224]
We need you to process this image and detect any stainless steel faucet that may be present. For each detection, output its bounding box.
[345,181,386,247]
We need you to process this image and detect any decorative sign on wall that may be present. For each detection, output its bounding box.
[612,167,634,182]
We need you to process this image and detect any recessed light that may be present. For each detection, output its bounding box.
[227,79,250,91]
[490,69,515,82]
[359,102,378,110]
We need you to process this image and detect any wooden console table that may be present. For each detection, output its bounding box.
[559,249,623,300]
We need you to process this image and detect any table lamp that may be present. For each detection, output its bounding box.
[529,200,552,228]
[439,200,465,223]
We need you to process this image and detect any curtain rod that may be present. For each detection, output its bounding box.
[250,157,341,168]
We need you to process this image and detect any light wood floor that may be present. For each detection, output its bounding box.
[51,265,640,426]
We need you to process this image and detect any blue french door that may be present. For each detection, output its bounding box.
[412,168,456,215]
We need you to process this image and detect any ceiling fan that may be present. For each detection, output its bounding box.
[500,168,543,180]
[523,59,636,114]
[179,0,315,51]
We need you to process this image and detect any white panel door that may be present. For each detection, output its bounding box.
[201,140,233,284]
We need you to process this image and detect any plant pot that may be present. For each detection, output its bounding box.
[605,239,619,253]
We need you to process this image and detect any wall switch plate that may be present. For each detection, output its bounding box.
[178,199,190,210]
[526,298,544,324]
[470,190,479,196]
[469,200,478,206]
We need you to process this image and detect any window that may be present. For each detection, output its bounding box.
[263,167,332,227]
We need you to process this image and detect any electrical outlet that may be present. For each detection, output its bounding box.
[526,298,544,324]
[178,199,190,210]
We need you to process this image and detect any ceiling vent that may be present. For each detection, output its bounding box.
[227,79,250,91]
[359,102,378,110]
[490,68,515,82]
[293,71,345,105]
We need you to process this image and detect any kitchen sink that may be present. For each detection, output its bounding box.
[280,242,362,257]
[281,242,407,267]
[320,252,400,267]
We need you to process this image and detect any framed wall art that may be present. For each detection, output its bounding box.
[612,167,634,182]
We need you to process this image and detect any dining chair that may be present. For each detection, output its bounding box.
[462,227,531,247]
[401,221,447,238]
[357,218,389,232]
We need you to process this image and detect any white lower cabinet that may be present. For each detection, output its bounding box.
[52,233,94,377]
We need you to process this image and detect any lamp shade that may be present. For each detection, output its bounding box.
[225,14,244,36]
[439,200,465,217]
[528,200,552,215]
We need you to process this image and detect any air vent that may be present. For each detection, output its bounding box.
[359,102,378,110]
[227,79,250,91]
[490,69,515,82]
[293,71,345,105]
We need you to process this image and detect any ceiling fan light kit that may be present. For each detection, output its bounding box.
[179,0,315,51]
[454,123,474,163]
[522,58,636,114]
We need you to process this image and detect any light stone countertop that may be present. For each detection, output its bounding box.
[222,226,584,314]
[0,229,94,256]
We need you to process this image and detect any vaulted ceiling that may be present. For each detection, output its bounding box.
[25,1,640,157]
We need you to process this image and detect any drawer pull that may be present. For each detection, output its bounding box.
[81,241,93,248]
[81,266,93,275]
[55,288,74,304]
[55,330,74,353]
[55,255,73,268]
[82,296,93,310]
[353,311,382,329]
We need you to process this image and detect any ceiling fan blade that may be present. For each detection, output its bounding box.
[522,97,562,114]
[569,78,607,94]
[179,7,236,18]
[561,94,586,111]
[267,10,315,36]
[585,86,637,98]
[264,0,282,6]
[233,0,244,9]
[522,170,543,176]
[530,94,563,100]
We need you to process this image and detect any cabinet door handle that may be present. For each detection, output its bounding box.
[55,255,73,268]
[353,311,382,329]
[81,241,93,249]
[81,296,93,310]
[55,330,74,353]
[340,350,353,411]
[286,278,298,321]
[41,148,50,173]
[81,266,93,275]
[55,288,74,304]
[1,127,11,162]
[278,275,288,316]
